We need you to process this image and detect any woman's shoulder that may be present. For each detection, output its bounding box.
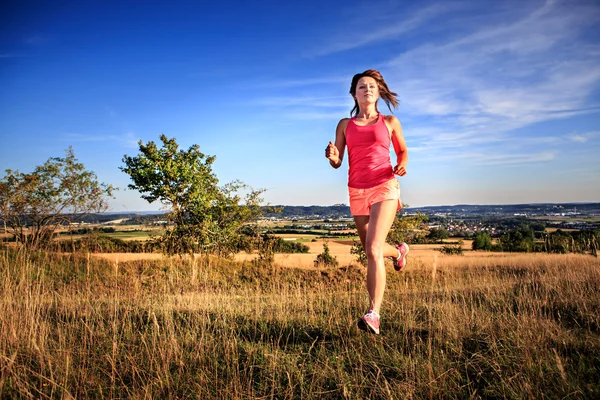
[383,114,400,124]
[383,114,402,130]
[336,118,351,129]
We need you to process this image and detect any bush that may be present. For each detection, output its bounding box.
[51,235,160,253]
[272,238,309,254]
[440,240,463,255]
[314,242,339,268]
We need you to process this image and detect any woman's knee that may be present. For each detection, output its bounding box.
[365,243,384,260]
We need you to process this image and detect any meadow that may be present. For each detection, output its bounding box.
[1,243,599,399]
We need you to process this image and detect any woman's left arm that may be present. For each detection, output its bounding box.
[387,115,408,177]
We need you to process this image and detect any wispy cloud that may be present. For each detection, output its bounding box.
[385,1,600,122]
[422,149,556,166]
[304,2,460,57]
[568,131,600,143]
[372,0,600,164]
[282,0,600,172]
[63,132,139,148]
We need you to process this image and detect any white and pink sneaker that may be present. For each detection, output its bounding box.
[358,310,380,335]
[393,242,409,271]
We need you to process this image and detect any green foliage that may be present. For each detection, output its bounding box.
[0,147,114,249]
[314,242,339,268]
[52,235,160,253]
[121,135,264,257]
[249,232,311,267]
[387,212,428,245]
[472,232,493,251]
[542,229,599,256]
[499,226,535,252]
[348,209,427,264]
[426,227,450,241]
[440,240,464,255]
[272,238,309,254]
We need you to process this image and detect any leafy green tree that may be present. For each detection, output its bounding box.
[121,135,264,257]
[499,226,535,252]
[472,232,492,251]
[0,147,114,249]
[426,227,450,242]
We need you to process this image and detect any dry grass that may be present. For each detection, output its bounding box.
[1,246,599,399]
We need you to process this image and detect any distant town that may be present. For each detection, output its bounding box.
[83,202,600,238]
[261,202,600,219]
[257,202,600,236]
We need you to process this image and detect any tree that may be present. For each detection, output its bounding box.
[0,147,114,249]
[499,226,535,252]
[120,135,264,257]
[426,227,450,242]
[472,232,492,251]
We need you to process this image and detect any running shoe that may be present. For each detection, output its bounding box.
[357,310,380,335]
[393,242,410,271]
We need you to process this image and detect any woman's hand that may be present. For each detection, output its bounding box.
[393,164,407,176]
[325,141,340,163]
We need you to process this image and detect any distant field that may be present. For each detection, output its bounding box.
[93,237,478,266]
[532,215,600,223]
[545,227,579,233]
[105,230,156,240]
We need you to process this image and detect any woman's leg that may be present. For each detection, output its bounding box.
[354,215,399,258]
[360,199,398,314]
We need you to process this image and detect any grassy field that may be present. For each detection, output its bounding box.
[103,230,156,241]
[1,246,599,399]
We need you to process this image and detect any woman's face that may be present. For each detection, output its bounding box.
[355,76,379,104]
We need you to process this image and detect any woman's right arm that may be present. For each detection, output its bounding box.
[326,119,348,169]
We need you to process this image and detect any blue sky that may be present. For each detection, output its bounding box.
[1,0,599,211]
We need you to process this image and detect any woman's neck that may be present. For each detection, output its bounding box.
[356,105,378,119]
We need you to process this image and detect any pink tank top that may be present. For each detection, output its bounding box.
[346,114,394,189]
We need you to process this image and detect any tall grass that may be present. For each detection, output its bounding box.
[1,247,599,399]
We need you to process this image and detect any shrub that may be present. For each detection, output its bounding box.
[314,242,339,268]
[440,240,464,255]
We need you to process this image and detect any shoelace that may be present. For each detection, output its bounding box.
[365,311,379,320]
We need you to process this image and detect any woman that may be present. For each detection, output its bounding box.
[325,69,409,335]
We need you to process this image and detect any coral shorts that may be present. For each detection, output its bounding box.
[348,178,402,216]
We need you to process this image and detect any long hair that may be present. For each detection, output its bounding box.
[349,69,399,117]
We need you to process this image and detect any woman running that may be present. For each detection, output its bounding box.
[325,69,409,335]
